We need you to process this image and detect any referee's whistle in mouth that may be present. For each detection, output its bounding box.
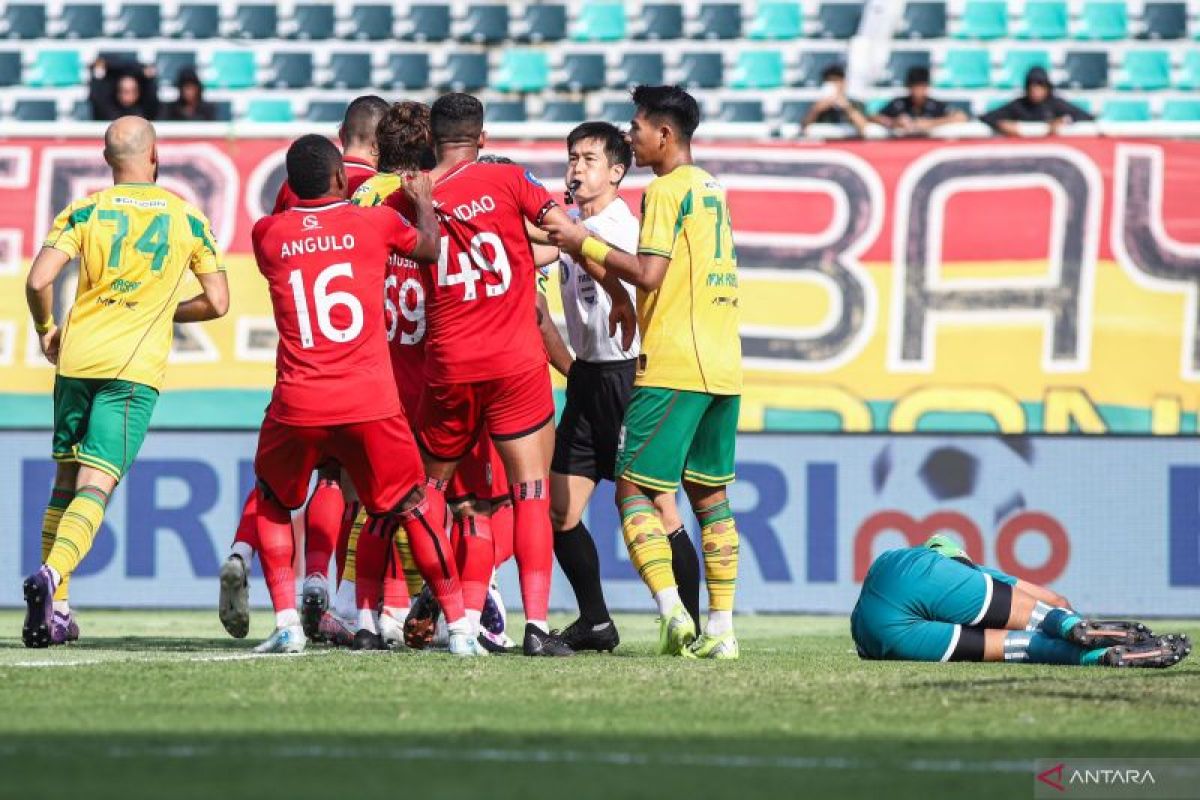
[564,180,582,205]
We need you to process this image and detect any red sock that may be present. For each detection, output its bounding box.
[256,488,296,615]
[233,489,260,552]
[303,478,343,579]
[383,537,410,611]
[454,514,494,614]
[491,501,514,566]
[336,500,360,585]
[399,478,464,623]
[355,516,390,614]
[511,480,552,622]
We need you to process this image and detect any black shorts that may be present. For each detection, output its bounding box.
[551,358,636,483]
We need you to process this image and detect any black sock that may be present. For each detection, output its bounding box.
[669,527,701,636]
[553,520,611,625]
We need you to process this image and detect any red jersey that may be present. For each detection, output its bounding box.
[252,197,420,426]
[273,155,376,214]
[422,160,557,383]
[385,250,429,418]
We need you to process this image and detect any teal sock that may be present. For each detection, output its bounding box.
[1080,648,1108,666]
[1041,608,1082,640]
[1004,631,1087,665]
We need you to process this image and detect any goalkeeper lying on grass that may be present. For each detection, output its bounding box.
[852,535,1191,668]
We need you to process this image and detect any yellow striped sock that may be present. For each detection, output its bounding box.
[619,495,676,595]
[45,485,110,581]
[697,499,738,612]
[42,488,72,601]
[393,515,425,598]
[342,506,368,583]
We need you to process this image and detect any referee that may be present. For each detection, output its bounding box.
[538,122,700,652]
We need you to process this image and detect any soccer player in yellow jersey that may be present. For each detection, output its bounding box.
[547,85,743,659]
[22,116,229,648]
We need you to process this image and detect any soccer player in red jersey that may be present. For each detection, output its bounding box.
[249,134,478,655]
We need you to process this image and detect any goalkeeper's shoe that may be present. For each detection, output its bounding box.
[477,631,513,654]
[20,566,55,649]
[682,631,740,660]
[523,624,574,657]
[218,555,250,639]
[448,630,487,657]
[317,612,355,647]
[404,586,439,650]
[481,583,507,636]
[657,602,697,656]
[554,618,620,653]
[300,576,329,641]
[351,629,386,651]
[253,625,306,654]
[1066,619,1153,649]
[1103,634,1191,668]
[49,611,78,645]
[378,610,406,650]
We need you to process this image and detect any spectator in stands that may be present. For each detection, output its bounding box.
[162,68,216,122]
[981,66,1093,137]
[802,64,869,138]
[873,66,968,136]
[89,57,159,121]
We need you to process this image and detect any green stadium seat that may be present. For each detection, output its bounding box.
[174,4,220,39]
[459,4,508,44]
[1067,97,1093,115]
[794,50,842,87]
[1162,99,1200,120]
[1063,51,1108,89]
[995,50,1051,89]
[155,51,197,86]
[1102,99,1151,121]
[212,100,232,121]
[116,5,161,38]
[937,49,991,89]
[747,2,802,41]
[728,50,784,89]
[612,52,663,88]
[347,4,393,41]
[637,4,683,40]
[954,1,1007,40]
[696,4,741,40]
[600,99,635,122]
[486,100,527,123]
[0,51,21,86]
[72,98,91,120]
[491,49,548,93]
[14,98,58,120]
[386,53,430,90]
[557,53,606,91]
[246,98,294,122]
[982,95,1010,114]
[679,52,723,88]
[864,97,890,116]
[1,5,46,39]
[58,4,103,39]
[1140,3,1187,40]
[1116,50,1171,90]
[898,2,945,39]
[1014,1,1067,40]
[326,52,372,89]
[879,50,931,87]
[289,4,334,40]
[1075,1,1127,40]
[438,52,488,91]
[307,100,346,122]
[403,5,452,42]
[26,50,82,87]
[519,4,566,42]
[208,50,257,89]
[571,3,626,42]
[543,99,586,122]
[231,4,277,39]
[779,100,813,124]
[815,3,861,39]
[1177,51,1200,90]
[266,52,313,89]
[719,100,764,122]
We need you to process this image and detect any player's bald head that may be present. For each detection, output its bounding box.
[103,116,156,168]
[339,95,390,149]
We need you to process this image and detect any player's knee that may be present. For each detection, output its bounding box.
[550,503,578,532]
[392,485,426,516]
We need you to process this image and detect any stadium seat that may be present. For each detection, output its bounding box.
[898,2,945,39]
[556,53,606,91]
[600,99,635,122]
[460,4,508,43]
[246,98,294,122]
[438,52,488,91]
[403,4,452,42]
[173,4,220,39]
[1074,1,1126,40]
[71,98,91,120]
[26,50,82,87]
[266,52,313,89]
[678,52,723,89]
[518,4,566,42]
[815,3,861,39]
[1115,50,1171,90]
[386,53,430,89]
[612,52,663,88]
[307,100,346,122]
[212,100,232,120]
[571,2,626,42]
[695,4,741,40]
[115,5,161,38]
[1162,99,1200,120]
[995,50,1050,89]
[728,50,784,89]
[636,4,683,40]
[945,98,973,117]
[289,4,334,40]
[954,1,1007,40]
[14,98,58,120]
[936,49,990,89]
[794,50,843,87]
[779,99,813,124]
[155,52,197,86]
[346,4,394,41]
[1014,1,1067,40]
[1,4,46,39]
[486,100,527,122]
[746,2,802,40]
[1177,51,1200,90]
[492,49,548,93]
[719,99,764,122]
[231,4,277,39]
[864,97,889,116]
[878,50,931,87]
[1139,3,1187,40]
[1063,51,1108,89]
[325,52,372,89]
[0,51,20,85]
[543,99,586,122]
[1067,97,1093,115]
[1102,98,1150,121]
[207,50,257,89]
[58,4,103,39]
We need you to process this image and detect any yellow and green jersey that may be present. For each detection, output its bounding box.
[43,182,223,390]
[351,172,403,207]
[636,164,742,395]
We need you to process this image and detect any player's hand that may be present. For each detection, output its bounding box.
[544,218,589,255]
[39,326,60,365]
[402,171,433,205]
[609,297,636,352]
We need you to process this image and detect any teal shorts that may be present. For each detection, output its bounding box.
[52,375,159,481]
[850,547,994,662]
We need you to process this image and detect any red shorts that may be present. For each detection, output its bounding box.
[255,414,423,514]
[418,364,554,461]
[448,429,509,503]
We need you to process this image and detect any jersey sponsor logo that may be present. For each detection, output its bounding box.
[111,279,141,293]
[449,195,496,222]
[524,170,544,187]
[301,215,320,231]
[279,234,355,258]
[112,196,168,210]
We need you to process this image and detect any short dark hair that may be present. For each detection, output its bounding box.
[340,95,389,148]
[286,134,342,200]
[631,84,700,140]
[821,63,846,82]
[905,66,931,87]
[567,121,632,175]
[430,93,484,145]
[376,101,433,173]
[477,154,514,164]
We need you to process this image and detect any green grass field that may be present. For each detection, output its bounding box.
[1,610,1197,800]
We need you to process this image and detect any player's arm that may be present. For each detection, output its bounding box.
[174,271,230,322]
[1013,579,1072,611]
[25,246,73,364]
[536,291,573,377]
[542,203,670,292]
[399,171,439,263]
